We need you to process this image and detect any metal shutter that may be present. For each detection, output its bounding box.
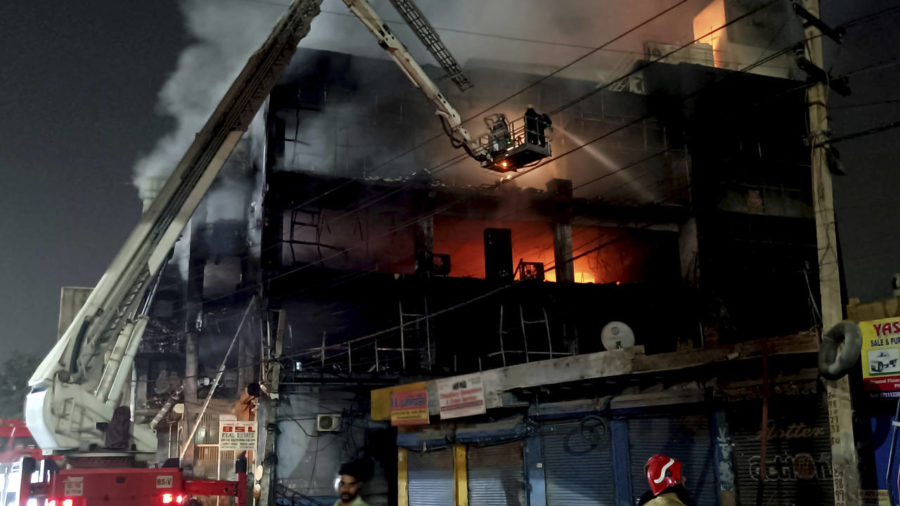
[627,414,717,505]
[542,419,616,505]
[467,442,525,506]
[408,449,454,506]
[729,397,833,505]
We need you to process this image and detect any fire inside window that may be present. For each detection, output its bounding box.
[483,108,552,172]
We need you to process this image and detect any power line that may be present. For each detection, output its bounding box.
[100,0,880,384]
[205,2,821,329]
[815,118,900,146]
[272,0,783,246]
[283,0,692,212]
[145,0,817,319]
[831,98,900,110]
[124,0,705,312]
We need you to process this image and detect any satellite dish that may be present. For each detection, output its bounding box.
[601,321,635,351]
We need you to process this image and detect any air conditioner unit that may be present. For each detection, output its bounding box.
[316,414,341,432]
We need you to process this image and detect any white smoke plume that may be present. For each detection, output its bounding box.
[132,0,283,196]
[133,0,791,197]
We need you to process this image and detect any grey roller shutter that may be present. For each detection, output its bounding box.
[729,397,833,505]
[542,419,616,505]
[408,449,454,506]
[627,414,717,505]
[467,442,526,506]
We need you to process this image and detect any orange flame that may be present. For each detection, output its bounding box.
[693,0,726,68]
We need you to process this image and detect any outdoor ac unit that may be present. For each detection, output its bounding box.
[316,414,341,432]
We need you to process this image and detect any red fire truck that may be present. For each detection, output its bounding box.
[10,457,246,506]
[0,420,42,464]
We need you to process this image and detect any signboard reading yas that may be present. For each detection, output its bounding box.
[390,389,429,426]
[860,317,900,396]
[437,373,485,420]
[219,420,257,452]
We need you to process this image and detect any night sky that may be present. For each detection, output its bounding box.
[0,0,897,357]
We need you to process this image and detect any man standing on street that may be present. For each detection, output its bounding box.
[335,460,372,506]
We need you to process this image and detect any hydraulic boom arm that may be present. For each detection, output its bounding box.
[341,0,491,164]
[26,0,551,457]
[25,0,324,454]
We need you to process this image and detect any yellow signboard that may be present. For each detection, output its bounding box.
[860,317,900,395]
[371,382,428,421]
[391,389,429,426]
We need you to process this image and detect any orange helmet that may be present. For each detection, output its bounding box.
[645,454,682,496]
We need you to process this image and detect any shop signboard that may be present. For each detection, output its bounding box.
[437,373,485,420]
[391,389,429,426]
[860,317,900,396]
[219,420,257,452]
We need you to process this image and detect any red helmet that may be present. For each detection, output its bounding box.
[645,454,682,496]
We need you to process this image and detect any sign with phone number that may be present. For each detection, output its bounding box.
[219,420,257,452]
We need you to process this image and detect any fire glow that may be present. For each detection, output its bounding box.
[693,0,726,68]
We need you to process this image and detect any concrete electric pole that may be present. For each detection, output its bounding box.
[800,0,860,504]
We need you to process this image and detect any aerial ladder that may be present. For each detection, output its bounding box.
[19,0,550,503]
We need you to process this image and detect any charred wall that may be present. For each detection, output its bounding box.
[644,63,817,341]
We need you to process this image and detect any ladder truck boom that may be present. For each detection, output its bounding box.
[25,0,325,454]
[341,0,552,171]
[342,0,489,163]
[25,0,552,463]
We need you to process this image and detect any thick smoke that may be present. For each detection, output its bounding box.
[133,0,793,197]
[132,0,282,196]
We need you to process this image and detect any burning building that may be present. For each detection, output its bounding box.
[108,1,833,504]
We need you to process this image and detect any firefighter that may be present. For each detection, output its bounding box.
[524,106,540,145]
[232,382,263,421]
[637,454,695,506]
[524,105,551,148]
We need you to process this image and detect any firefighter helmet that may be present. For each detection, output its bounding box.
[645,454,682,496]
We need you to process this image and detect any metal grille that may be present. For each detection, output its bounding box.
[408,449,454,506]
[627,414,717,505]
[729,397,833,505]
[195,412,221,445]
[195,445,220,480]
[467,442,525,506]
[541,419,616,505]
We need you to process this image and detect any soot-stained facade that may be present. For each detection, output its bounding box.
[251,47,824,506]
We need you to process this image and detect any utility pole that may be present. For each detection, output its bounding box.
[801,0,859,504]
[257,309,284,506]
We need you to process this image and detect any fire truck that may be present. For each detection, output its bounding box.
[0,420,42,464]
[16,0,552,504]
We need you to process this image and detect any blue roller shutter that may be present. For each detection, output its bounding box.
[408,449,454,506]
[627,414,717,505]
[467,442,525,506]
[541,419,616,505]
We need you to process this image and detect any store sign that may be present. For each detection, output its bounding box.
[747,452,832,482]
[860,317,900,395]
[219,420,257,452]
[860,488,889,506]
[729,398,834,505]
[391,389,429,426]
[437,373,485,420]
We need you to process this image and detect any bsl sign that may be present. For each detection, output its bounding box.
[219,420,257,452]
